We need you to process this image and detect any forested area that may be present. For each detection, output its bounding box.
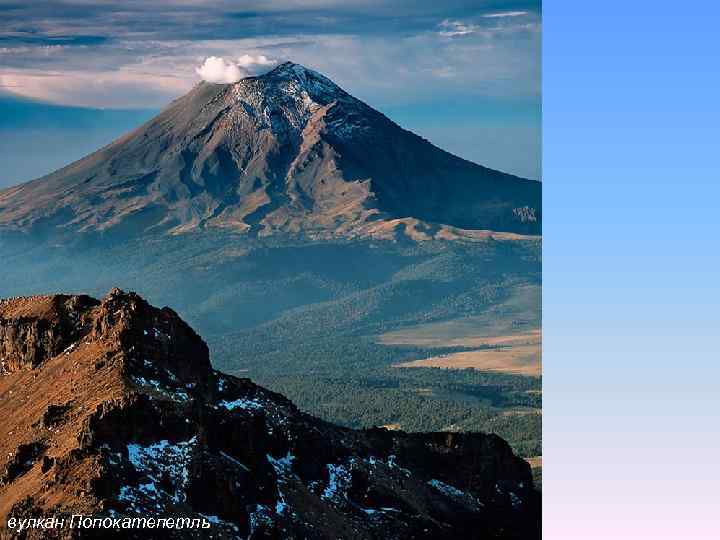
[1,231,541,456]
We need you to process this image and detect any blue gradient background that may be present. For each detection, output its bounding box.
[545,1,719,537]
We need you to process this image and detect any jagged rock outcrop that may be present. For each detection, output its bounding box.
[0,290,539,539]
[0,62,541,242]
[0,294,99,373]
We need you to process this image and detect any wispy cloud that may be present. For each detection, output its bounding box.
[0,1,540,107]
[0,68,189,108]
[437,19,478,37]
[483,11,529,19]
[237,54,276,69]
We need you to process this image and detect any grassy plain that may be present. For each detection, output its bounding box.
[382,285,541,376]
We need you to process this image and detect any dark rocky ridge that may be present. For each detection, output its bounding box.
[0,62,540,242]
[0,289,539,539]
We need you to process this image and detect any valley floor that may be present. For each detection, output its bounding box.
[1,232,542,459]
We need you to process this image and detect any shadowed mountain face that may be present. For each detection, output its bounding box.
[0,290,539,539]
[0,62,540,241]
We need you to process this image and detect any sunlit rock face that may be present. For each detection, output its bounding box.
[0,289,539,539]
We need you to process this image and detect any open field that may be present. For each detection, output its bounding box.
[393,343,541,376]
[500,407,542,417]
[382,284,541,376]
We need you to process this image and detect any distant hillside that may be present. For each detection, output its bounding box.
[0,232,541,457]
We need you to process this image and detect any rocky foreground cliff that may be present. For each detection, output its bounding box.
[0,290,539,539]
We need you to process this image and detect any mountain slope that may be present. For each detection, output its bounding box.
[0,62,540,241]
[0,289,539,539]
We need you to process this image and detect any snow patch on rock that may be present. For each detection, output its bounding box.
[119,436,197,511]
[321,460,355,503]
[218,397,264,411]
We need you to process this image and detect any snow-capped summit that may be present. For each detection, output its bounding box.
[219,61,354,140]
[262,61,339,90]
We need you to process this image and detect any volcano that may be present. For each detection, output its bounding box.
[0,62,540,241]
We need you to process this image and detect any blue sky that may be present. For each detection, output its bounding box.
[0,0,540,187]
